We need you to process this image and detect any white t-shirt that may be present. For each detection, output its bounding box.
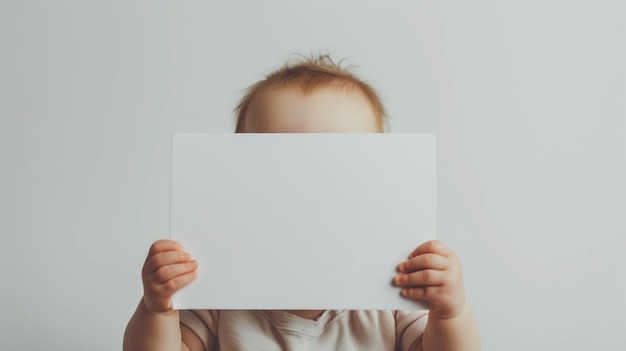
[180,309,429,351]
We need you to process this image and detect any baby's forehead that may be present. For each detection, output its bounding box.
[243,85,381,133]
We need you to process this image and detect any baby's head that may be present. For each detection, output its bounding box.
[234,55,387,133]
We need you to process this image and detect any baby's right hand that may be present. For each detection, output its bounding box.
[141,240,198,315]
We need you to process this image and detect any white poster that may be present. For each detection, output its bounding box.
[171,133,436,310]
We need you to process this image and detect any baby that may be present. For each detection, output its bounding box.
[124,55,480,351]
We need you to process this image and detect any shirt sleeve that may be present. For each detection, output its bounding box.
[179,309,219,349]
[395,309,429,351]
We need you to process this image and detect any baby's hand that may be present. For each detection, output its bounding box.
[141,240,198,314]
[394,240,466,320]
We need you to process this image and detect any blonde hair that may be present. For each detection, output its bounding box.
[234,54,387,132]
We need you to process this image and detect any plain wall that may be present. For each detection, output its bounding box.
[1,1,624,350]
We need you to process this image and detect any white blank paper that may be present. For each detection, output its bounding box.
[170,133,436,310]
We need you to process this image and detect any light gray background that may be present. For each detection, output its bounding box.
[1,1,624,350]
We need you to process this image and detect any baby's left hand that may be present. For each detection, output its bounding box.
[394,240,467,320]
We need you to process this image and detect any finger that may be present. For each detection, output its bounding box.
[395,269,446,287]
[162,270,199,294]
[401,286,439,301]
[153,260,198,284]
[145,240,185,262]
[409,240,454,258]
[398,253,448,273]
[144,250,191,274]
[143,268,198,313]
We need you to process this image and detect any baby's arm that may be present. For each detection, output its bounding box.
[395,240,481,351]
[123,240,210,351]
